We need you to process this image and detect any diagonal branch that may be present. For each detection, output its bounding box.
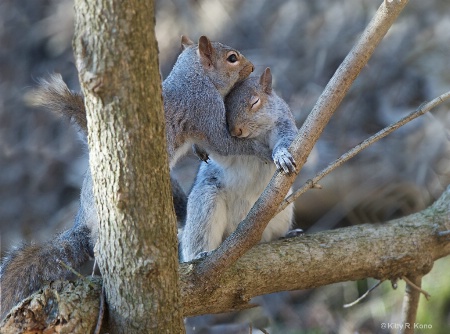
[194,0,410,280]
[278,90,450,213]
[3,186,450,326]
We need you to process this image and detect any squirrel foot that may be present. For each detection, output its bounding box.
[273,148,296,174]
[192,144,210,163]
[283,228,304,239]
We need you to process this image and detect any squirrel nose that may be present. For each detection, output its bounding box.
[231,127,243,137]
[250,65,254,72]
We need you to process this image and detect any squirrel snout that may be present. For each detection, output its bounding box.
[239,63,254,79]
[230,127,244,137]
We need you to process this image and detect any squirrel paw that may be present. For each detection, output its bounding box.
[196,251,212,260]
[284,228,304,238]
[273,148,296,174]
[192,144,210,163]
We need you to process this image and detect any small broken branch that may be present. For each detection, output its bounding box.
[278,90,450,213]
[343,280,383,308]
[402,276,431,301]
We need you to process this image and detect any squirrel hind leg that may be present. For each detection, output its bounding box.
[181,175,228,262]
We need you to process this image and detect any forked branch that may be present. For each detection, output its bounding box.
[194,0,410,280]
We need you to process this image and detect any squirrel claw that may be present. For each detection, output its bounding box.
[284,228,304,238]
[273,148,296,174]
[196,251,212,260]
[192,144,210,163]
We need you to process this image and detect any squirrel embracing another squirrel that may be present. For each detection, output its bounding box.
[1,35,269,318]
[181,68,298,262]
[163,35,273,167]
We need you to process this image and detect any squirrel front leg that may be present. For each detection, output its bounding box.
[270,118,298,174]
[205,124,273,162]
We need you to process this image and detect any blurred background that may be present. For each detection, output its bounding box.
[1,0,450,332]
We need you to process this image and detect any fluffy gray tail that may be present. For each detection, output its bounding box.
[31,73,87,133]
[0,225,92,320]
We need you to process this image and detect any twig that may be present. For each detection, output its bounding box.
[402,276,430,300]
[400,276,424,334]
[94,285,106,334]
[391,278,399,289]
[278,91,450,213]
[343,280,383,308]
[259,327,269,334]
[92,258,98,276]
[57,259,96,288]
[194,0,410,280]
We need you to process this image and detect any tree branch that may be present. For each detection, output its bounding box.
[180,185,450,317]
[195,0,410,281]
[400,276,423,334]
[0,278,103,334]
[278,90,450,213]
[3,185,450,326]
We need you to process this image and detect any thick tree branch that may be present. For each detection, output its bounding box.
[3,185,450,328]
[1,278,103,334]
[195,0,410,280]
[278,90,450,213]
[180,185,450,317]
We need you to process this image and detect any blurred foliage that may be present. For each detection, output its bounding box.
[1,0,449,332]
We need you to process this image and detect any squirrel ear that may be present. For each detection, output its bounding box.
[260,67,272,94]
[198,36,214,66]
[181,35,194,50]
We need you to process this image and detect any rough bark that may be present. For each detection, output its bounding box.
[72,0,183,333]
[3,186,449,327]
[181,185,450,316]
[0,278,102,334]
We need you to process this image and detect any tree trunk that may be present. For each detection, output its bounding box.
[72,1,184,333]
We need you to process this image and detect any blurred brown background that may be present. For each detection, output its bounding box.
[1,0,450,333]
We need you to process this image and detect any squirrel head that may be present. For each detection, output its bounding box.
[191,35,254,97]
[225,67,276,139]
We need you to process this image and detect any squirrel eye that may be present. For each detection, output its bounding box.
[227,53,238,63]
[250,96,260,109]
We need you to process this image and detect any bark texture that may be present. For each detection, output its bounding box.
[0,278,102,334]
[180,185,450,316]
[72,0,183,333]
[3,186,449,326]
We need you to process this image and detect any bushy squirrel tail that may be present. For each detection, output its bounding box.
[31,73,87,133]
[0,224,92,320]
[31,73,188,223]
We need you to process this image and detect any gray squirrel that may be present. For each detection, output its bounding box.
[163,35,273,167]
[181,68,298,262]
[0,35,265,319]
